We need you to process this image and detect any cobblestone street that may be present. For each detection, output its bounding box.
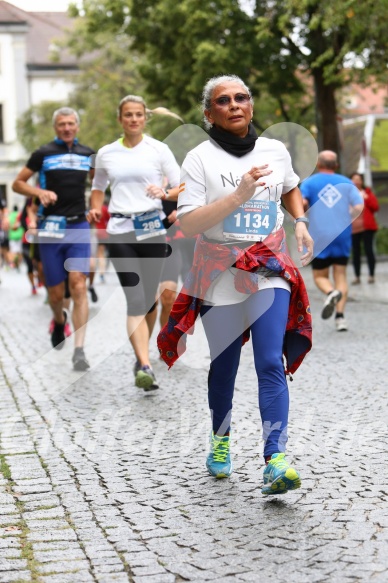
[0,259,387,583]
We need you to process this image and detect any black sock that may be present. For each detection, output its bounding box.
[335,312,344,319]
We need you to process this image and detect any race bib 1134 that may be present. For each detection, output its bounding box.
[223,200,277,241]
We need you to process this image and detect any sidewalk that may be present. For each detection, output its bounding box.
[0,264,387,583]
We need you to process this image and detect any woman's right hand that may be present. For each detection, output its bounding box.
[87,208,101,224]
[235,165,273,204]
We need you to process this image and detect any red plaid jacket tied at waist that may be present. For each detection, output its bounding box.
[157,227,312,375]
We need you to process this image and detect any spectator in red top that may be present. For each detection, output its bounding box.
[350,173,379,284]
[95,202,110,283]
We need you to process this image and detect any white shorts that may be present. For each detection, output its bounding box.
[9,239,22,254]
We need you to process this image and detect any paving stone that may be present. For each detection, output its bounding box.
[0,571,32,582]
[95,576,131,583]
[40,572,94,583]
[133,575,176,583]
[27,528,78,542]
[0,559,28,571]
[36,559,91,574]
[34,548,87,562]
[0,538,20,549]
[23,507,65,520]
[1,264,388,583]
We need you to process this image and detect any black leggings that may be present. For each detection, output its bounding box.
[22,243,33,274]
[108,232,169,316]
[352,230,376,278]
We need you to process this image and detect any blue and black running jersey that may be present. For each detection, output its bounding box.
[26,138,94,219]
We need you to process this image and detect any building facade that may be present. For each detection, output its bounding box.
[0,1,78,208]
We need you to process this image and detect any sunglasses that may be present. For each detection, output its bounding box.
[212,93,251,107]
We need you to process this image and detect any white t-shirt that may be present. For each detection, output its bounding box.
[92,135,180,235]
[177,137,299,305]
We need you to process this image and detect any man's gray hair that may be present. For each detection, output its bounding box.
[52,107,80,126]
[317,150,338,171]
[201,75,253,130]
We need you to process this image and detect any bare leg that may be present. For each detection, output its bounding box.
[68,272,89,348]
[47,281,66,323]
[97,244,106,279]
[27,271,35,289]
[312,267,332,295]
[145,308,158,339]
[159,282,177,328]
[332,264,348,314]
[126,315,151,367]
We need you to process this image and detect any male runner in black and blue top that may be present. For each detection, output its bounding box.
[12,107,94,371]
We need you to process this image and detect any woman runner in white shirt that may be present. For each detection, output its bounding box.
[158,75,313,495]
[89,95,180,390]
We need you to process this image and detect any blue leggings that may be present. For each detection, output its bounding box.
[200,288,290,458]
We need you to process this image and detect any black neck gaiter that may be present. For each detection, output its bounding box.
[209,123,258,157]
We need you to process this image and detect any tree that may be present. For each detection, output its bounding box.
[254,0,388,156]
[65,0,314,135]
[46,0,388,160]
[17,101,66,153]
[123,0,388,155]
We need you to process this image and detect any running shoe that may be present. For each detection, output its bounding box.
[64,322,72,338]
[72,347,90,371]
[51,312,67,350]
[335,317,348,332]
[49,318,71,338]
[206,432,232,478]
[133,360,141,376]
[135,366,159,391]
[261,453,301,496]
[32,286,37,295]
[88,286,98,303]
[321,289,342,319]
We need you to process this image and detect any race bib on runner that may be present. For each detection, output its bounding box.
[38,215,67,239]
[133,210,166,241]
[223,200,277,242]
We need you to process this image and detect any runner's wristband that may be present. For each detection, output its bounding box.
[161,189,169,200]
[293,217,309,229]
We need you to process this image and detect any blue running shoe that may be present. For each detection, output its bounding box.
[206,432,232,478]
[261,453,301,496]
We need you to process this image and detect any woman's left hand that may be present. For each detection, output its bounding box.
[167,210,177,223]
[295,223,314,266]
[146,184,165,199]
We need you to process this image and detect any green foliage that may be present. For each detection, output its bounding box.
[254,0,388,151]
[17,0,388,154]
[68,0,315,133]
[376,227,388,255]
[17,101,66,153]
[371,120,388,172]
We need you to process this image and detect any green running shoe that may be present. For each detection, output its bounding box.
[261,453,301,496]
[135,366,159,391]
[206,432,232,478]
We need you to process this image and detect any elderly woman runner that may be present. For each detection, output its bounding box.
[158,75,313,495]
[90,95,180,391]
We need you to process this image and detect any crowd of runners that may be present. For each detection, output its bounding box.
[1,74,377,496]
